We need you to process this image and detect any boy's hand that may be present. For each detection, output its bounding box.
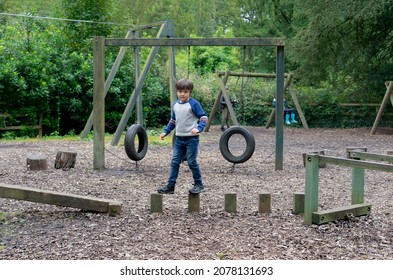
[160,133,167,140]
[191,128,199,135]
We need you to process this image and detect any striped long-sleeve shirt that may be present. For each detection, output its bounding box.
[164,98,208,137]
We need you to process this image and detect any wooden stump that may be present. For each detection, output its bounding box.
[224,193,237,213]
[292,192,305,214]
[55,151,77,170]
[258,193,271,213]
[150,193,163,213]
[188,193,200,212]
[26,154,48,171]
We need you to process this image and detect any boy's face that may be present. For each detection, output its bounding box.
[177,89,191,103]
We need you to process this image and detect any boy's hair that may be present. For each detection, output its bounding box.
[176,78,194,92]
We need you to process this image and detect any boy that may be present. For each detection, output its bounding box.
[157,78,208,194]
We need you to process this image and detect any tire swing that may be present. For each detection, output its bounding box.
[124,124,148,161]
[219,126,255,164]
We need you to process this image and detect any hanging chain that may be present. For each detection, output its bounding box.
[187,45,191,79]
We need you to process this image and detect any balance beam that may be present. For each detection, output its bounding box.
[0,183,122,216]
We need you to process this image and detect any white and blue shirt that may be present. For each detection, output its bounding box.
[164,98,208,137]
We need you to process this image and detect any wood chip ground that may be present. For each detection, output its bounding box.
[0,127,392,260]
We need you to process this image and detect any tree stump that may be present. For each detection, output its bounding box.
[188,193,200,212]
[224,193,237,213]
[55,151,77,170]
[27,154,48,171]
[258,193,271,213]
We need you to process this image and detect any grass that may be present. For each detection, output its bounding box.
[0,128,173,146]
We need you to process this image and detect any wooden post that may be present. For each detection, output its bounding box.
[150,193,163,213]
[26,154,48,171]
[80,30,134,139]
[188,193,200,212]
[288,85,309,129]
[265,73,291,129]
[349,147,367,205]
[275,45,285,171]
[204,71,231,132]
[304,154,320,225]
[224,193,237,213]
[370,81,393,135]
[264,108,276,129]
[258,193,271,213]
[303,151,326,168]
[292,192,305,214]
[110,21,172,146]
[93,36,105,170]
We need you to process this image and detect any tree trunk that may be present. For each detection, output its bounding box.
[27,154,48,171]
[55,151,77,170]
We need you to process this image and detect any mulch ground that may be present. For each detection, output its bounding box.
[0,126,392,260]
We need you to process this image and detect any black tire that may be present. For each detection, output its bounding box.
[124,124,148,161]
[219,126,255,164]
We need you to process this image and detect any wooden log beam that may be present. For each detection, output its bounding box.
[216,71,289,78]
[319,155,393,172]
[0,183,122,216]
[312,203,371,225]
[347,150,393,163]
[105,38,285,47]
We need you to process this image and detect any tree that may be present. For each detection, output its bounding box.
[291,0,393,97]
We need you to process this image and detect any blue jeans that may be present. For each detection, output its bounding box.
[167,135,203,187]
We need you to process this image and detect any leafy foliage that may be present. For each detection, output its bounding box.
[1,0,393,139]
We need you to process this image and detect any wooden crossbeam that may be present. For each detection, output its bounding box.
[347,150,393,163]
[312,203,371,225]
[105,37,285,47]
[0,183,122,216]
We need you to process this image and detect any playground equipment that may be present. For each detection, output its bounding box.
[370,81,393,134]
[301,148,393,225]
[149,192,271,214]
[265,73,308,129]
[86,19,287,170]
[205,71,308,131]
[219,126,255,164]
[0,183,122,216]
[124,124,148,161]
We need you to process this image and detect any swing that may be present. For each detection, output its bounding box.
[217,47,255,164]
[187,45,191,79]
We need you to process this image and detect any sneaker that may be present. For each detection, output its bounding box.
[189,184,205,194]
[157,185,175,194]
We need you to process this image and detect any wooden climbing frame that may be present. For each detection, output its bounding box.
[370,81,393,134]
[303,148,393,225]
